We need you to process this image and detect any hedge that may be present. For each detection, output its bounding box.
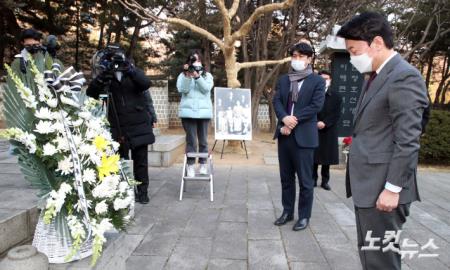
[419,109,450,165]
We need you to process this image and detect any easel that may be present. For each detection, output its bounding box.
[211,140,249,159]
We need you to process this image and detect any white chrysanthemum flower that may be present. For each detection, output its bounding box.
[57,157,73,175]
[71,118,83,127]
[59,182,72,194]
[53,136,70,152]
[113,197,132,210]
[17,132,37,154]
[47,98,58,108]
[118,181,129,193]
[85,128,98,140]
[35,107,57,120]
[92,175,120,199]
[95,200,108,214]
[34,120,55,134]
[79,111,92,120]
[42,143,57,156]
[53,121,65,133]
[83,168,97,184]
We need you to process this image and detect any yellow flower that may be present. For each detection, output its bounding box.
[93,136,109,151]
[97,154,120,180]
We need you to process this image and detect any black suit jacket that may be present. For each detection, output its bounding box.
[272,73,325,148]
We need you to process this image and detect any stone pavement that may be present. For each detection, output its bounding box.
[1,155,450,269]
[125,164,450,270]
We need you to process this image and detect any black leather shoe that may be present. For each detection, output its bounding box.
[139,193,149,204]
[134,192,141,203]
[321,183,331,190]
[293,218,309,231]
[274,213,293,226]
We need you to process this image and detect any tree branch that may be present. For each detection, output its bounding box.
[230,0,295,42]
[237,57,291,70]
[117,0,224,49]
[167,18,224,49]
[229,0,240,18]
[213,0,232,39]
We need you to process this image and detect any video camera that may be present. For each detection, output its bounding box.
[186,54,204,73]
[96,44,130,73]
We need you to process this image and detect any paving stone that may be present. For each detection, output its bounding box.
[219,206,247,222]
[207,259,247,270]
[290,262,331,270]
[165,237,213,270]
[248,209,280,240]
[248,240,289,270]
[211,222,247,260]
[125,255,167,270]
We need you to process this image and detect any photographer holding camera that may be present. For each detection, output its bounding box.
[11,28,64,82]
[177,50,214,177]
[86,44,157,204]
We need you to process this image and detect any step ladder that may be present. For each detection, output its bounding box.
[179,152,214,201]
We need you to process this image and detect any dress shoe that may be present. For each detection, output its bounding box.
[274,213,293,226]
[293,218,309,231]
[139,193,149,204]
[321,183,331,190]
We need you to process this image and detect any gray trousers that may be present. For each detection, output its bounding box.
[355,204,410,270]
[181,118,209,165]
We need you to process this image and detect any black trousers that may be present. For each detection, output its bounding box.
[355,204,410,270]
[277,135,315,219]
[181,118,209,165]
[119,144,149,195]
[313,164,330,184]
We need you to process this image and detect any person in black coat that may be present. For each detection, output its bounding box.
[313,70,342,190]
[86,44,156,204]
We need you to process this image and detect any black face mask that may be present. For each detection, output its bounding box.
[24,44,42,55]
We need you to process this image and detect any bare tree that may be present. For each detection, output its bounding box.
[118,0,295,88]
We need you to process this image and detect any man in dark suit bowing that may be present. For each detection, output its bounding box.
[338,12,428,269]
[272,42,325,231]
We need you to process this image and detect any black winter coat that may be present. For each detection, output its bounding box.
[314,89,342,165]
[86,68,156,148]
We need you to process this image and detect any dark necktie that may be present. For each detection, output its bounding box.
[365,72,377,92]
[360,72,377,102]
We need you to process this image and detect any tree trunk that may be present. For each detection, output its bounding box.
[98,20,105,49]
[425,51,434,89]
[114,14,124,44]
[199,0,211,72]
[128,19,142,58]
[224,46,240,88]
[75,2,80,69]
[434,54,449,104]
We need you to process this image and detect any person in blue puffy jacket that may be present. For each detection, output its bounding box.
[176,50,214,177]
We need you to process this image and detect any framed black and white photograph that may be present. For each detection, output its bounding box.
[214,87,252,141]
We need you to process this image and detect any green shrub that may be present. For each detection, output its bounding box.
[419,109,450,165]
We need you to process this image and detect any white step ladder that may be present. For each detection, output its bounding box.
[179,152,214,201]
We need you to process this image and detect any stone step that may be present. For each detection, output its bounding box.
[0,207,39,255]
[148,135,185,167]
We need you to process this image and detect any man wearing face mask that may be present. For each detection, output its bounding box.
[272,42,325,231]
[11,29,63,82]
[86,44,156,204]
[337,12,428,270]
[313,70,342,190]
